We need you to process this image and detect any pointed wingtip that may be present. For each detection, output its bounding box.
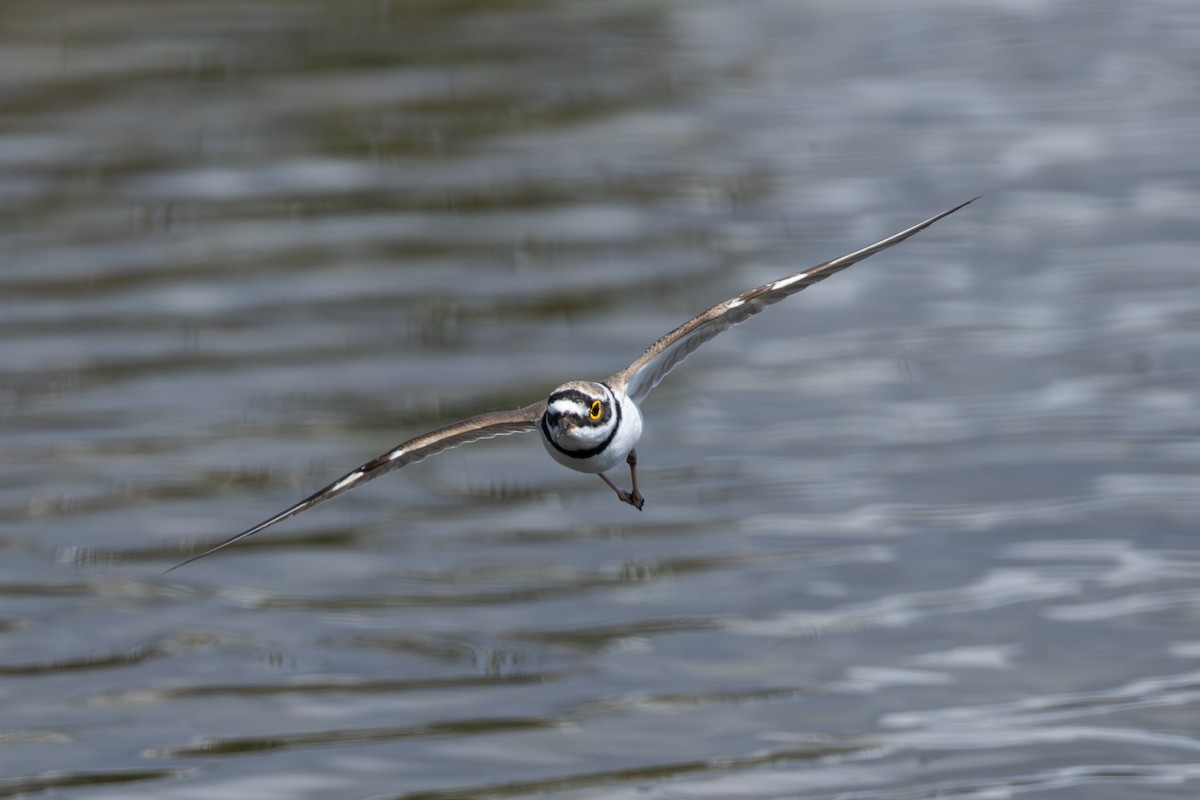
[910,195,979,235]
[938,195,980,219]
[163,538,240,573]
[163,515,285,573]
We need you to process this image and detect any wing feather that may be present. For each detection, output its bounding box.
[610,199,976,403]
[168,401,546,570]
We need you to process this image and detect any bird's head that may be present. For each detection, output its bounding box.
[542,381,616,451]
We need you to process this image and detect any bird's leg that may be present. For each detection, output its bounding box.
[598,449,645,510]
[625,449,644,509]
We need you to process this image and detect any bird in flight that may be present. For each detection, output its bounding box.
[169,198,975,570]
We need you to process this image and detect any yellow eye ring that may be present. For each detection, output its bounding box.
[589,400,603,421]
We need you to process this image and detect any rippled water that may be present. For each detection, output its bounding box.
[3,1,1199,798]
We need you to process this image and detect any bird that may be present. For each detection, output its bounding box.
[168,198,975,571]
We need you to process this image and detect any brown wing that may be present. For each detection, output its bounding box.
[168,401,547,571]
[609,198,977,403]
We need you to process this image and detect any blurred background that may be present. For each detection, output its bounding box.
[2,1,1199,798]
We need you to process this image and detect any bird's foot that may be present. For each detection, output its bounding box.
[599,471,645,510]
[617,487,645,510]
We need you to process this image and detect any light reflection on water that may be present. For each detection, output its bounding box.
[2,1,1199,798]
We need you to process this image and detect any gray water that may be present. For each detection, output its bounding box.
[3,1,1199,798]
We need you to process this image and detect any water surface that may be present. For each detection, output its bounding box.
[2,1,1199,798]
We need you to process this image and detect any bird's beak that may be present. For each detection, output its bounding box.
[549,418,576,440]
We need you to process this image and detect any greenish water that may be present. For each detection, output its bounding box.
[3,1,1199,798]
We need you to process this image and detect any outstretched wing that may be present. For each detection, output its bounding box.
[610,198,977,404]
[168,401,547,571]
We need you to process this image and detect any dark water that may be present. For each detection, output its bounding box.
[3,1,1199,798]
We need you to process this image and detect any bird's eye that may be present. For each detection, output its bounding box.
[589,400,603,420]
